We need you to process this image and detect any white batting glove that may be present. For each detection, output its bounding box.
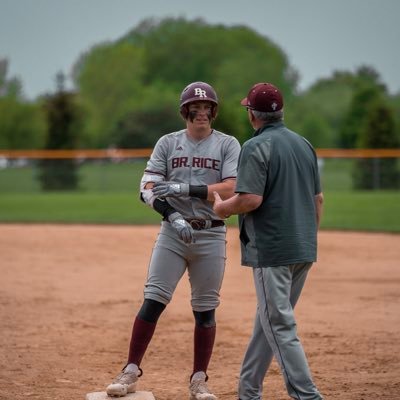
[152,182,190,198]
[168,212,195,244]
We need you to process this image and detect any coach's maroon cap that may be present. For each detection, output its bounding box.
[241,83,283,112]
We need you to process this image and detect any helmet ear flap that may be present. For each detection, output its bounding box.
[180,105,189,120]
[211,105,218,119]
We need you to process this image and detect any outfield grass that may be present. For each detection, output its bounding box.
[0,160,147,193]
[1,191,399,232]
[1,158,356,192]
[0,192,157,224]
[322,191,400,232]
[1,159,399,232]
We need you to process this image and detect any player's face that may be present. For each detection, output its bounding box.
[187,101,213,125]
[186,101,214,139]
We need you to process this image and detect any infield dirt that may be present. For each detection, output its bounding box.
[1,224,399,399]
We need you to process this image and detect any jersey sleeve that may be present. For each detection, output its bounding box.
[221,136,241,181]
[235,139,269,196]
[144,135,169,177]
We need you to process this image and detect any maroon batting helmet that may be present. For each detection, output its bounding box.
[179,81,218,120]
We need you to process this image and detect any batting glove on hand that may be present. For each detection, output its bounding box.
[152,182,189,198]
[168,212,195,244]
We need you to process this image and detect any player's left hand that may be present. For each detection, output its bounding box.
[152,181,189,198]
[168,212,195,244]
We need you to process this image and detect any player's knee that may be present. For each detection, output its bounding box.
[138,299,166,323]
[191,295,220,313]
[193,309,216,328]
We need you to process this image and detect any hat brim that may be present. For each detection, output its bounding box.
[240,97,249,106]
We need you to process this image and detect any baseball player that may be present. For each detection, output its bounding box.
[106,82,241,399]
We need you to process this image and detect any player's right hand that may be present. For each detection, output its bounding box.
[168,212,195,244]
[152,182,189,198]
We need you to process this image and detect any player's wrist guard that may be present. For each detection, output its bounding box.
[188,185,208,199]
[152,198,177,220]
[152,182,208,199]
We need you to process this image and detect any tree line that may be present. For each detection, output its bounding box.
[1,17,399,189]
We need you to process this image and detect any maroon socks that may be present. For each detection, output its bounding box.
[127,317,216,375]
[193,325,216,374]
[127,317,157,366]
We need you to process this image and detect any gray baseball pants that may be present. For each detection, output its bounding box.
[143,221,226,312]
[238,262,323,400]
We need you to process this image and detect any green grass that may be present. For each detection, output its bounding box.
[0,159,399,232]
[0,165,41,192]
[0,190,399,232]
[0,192,160,224]
[1,158,356,193]
[0,160,148,193]
[322,191,400,232]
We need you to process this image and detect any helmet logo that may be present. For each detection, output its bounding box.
[194,88,207,98]
[271,102,278,111]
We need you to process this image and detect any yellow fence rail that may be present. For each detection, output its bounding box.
[0,148,400,159]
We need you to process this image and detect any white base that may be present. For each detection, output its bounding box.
[86,391,155,400]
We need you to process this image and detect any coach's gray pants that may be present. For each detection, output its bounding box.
[238,263,323,400]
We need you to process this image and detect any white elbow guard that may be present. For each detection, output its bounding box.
[140,173,164,207]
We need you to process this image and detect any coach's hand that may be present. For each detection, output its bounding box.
[152,182,189,198]
[213,191,228,219]
[168,212,195,244]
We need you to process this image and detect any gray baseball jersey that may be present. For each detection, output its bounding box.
[144,128,240,219]
[141,128,241,311]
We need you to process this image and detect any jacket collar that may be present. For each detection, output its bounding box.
[254,121,284,137]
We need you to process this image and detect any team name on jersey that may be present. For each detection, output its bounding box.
[172,156,220,171]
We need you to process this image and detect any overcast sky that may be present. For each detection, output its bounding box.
[1,0,399,99]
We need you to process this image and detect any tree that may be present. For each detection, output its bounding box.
[38,73,82,190]
[0,58,23,99]
[339,85,382,149]
[108,81,180,148]
[388,92,400,145]
[337,66,388,148]
[284,80,352,148]
[112,105,180,148]
[280,66,393,149]
[352,101,400,189]
[300,113,332,148]
[0,98,46,149]
[72,42,145,147]
[72,17,298,147]
[0,58,46,149]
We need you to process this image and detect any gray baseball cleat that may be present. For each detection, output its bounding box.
[189,372,217,400]
[106,367,141,397]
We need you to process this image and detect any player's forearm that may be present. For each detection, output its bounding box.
[150,179,237,202]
